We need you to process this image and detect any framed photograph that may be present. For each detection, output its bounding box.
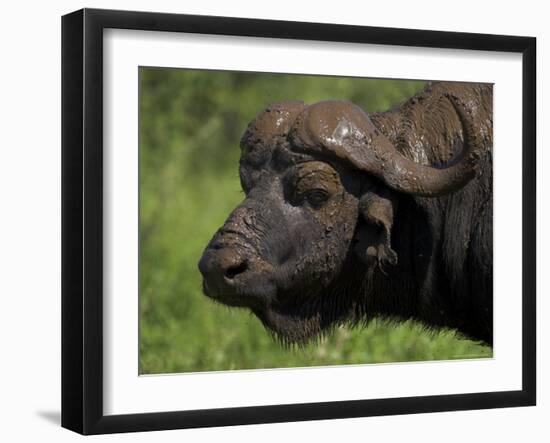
[61,8,536,435]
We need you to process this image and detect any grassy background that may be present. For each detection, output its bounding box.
[139,68,492,374]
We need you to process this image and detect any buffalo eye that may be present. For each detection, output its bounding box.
[304,189,330,208]
[285,161,342,209]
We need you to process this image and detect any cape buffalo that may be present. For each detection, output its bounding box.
[198,82,493,346]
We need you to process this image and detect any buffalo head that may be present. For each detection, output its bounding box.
[198,94,483,344]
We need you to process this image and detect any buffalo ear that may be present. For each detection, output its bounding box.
[354,186,398,274]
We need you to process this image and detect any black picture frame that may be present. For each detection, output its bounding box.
[61,8,536,435]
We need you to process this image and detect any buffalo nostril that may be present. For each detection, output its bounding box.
[224,260,248,279]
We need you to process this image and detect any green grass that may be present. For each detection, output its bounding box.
[139,68,492,374]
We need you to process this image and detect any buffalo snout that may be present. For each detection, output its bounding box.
[199,246,249,297]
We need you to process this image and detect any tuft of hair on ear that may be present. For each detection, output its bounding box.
[354,186,398,276]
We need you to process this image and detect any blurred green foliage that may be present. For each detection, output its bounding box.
[139,68,492,374]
